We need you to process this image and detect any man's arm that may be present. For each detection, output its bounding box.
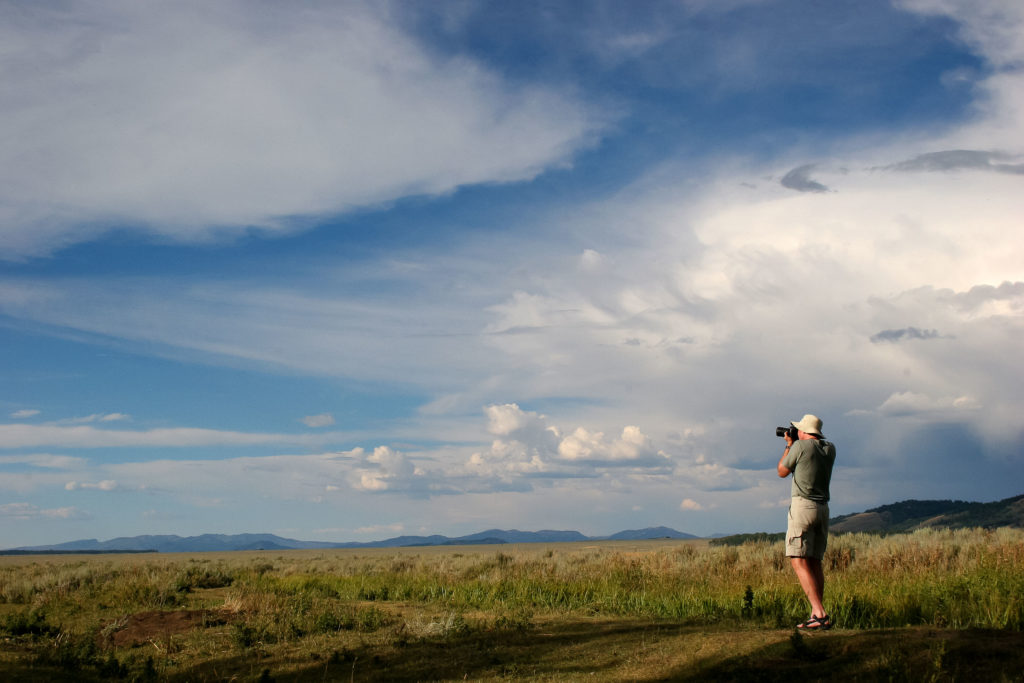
[777,437,794,478]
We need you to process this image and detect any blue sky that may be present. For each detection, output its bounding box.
[2,0,1023,547]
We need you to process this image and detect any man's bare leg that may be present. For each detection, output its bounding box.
[790,557,826,618]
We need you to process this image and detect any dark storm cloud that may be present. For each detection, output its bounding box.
[886,424,1024,503]
[870,327,942,343]
[884,150,1024,175]
[780,164,830,193]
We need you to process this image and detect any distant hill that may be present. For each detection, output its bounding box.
[707,494,1024,546]
[5,527,695,554]
[9,533,344,554]
[20,494,1016,555]
[604,526,699,541]
[830,493,1024,534]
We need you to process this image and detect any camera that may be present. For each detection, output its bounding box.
[776,425,798,440]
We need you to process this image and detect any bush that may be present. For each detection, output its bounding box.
[174,566,234,592]
[2,609,59,638]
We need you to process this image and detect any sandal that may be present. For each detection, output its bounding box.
[796,615,832,631]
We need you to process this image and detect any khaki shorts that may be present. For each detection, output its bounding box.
[786,497,829,559]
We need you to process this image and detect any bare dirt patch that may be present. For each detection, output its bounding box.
[100,609,228,648]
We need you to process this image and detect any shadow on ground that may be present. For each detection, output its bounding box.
[660,627,1024,682]
[166,621,1024,682]
[6,618,1024,681]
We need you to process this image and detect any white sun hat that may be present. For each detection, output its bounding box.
[791,414,824,436]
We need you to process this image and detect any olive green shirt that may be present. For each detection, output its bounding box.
[782,438,836,502]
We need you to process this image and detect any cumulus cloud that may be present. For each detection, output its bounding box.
[558,425,663,464]
[0,0,606,259]
[680,498,704,510]
[302,413,336,428]
[949,281,1024,314]
[469,404,673,482]
[351,446,419,492]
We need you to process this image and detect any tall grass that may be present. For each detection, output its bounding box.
[2,528,1022,634]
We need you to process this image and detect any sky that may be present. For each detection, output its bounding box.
[1,0,1023,548]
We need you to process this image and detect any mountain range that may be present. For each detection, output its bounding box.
[8,494,1022,554]
[7,526,698,554]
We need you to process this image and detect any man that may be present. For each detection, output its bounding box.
[777,414,836,630]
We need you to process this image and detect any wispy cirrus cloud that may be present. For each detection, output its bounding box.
[0,502,89,521]
[301,414,336,428]
[58,413,131,425]
[0,424,347,450]
[884,150,1024,174]
[65,480,121,492]
[0,454,88,469]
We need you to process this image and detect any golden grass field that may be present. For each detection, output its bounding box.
[2,529,1023,681]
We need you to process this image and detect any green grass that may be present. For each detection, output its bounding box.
[1,528,1022,680]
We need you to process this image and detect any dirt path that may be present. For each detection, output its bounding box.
[100,609,228,648]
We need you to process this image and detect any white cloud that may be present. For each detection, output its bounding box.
[0,277,499,391]
[876,391,982,418]
[558,425,660,463]
[469,404,673,480]
[0,502,88,521]
[680,498,704,511]
[60,413,131,425]
[302,413,336,428]
[578,249,606,271]
[897,0,1024,68]
[10,409,40,419]
[104,450,358,504]
[351,446,419,492]
[65,480,120,492]
[0,423,346,449]
[6,409,708,508]
[0,454,87,469]
[353,523,405,536]
[0,0,606,259]
[676,463,760,493]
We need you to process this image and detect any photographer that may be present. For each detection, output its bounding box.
[777,414,836,630]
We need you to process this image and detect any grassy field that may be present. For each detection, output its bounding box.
[2,528,1023,681]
